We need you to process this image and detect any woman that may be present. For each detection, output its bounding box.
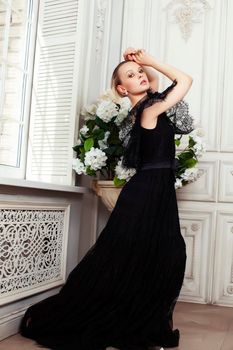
[20,48,193,350]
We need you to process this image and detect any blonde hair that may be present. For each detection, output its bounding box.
[111,60,129,98]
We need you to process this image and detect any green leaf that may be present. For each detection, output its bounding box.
[178,151,194,161]
[113,176,126,187]
[84,138,94,152]
[86,119,96,131]
[73,144,82,152]
[175,139,181,147]
[184,158,198,168]
[104,146,117,155]
[95,117,109,130]
[79,133,87,142]
[114,146,124,156]
[77,147,85,161]
[189,136,195,147]
[85,166,96,176]
[108,124,120,144]
[93,128,105,140]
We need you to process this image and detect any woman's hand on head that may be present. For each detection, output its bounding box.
[123,48,155,67]
[123,47,137,61]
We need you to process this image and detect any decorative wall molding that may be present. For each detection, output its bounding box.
[176,160,218,202]
[191,223,200,231]
[213,211,233,306]
[218,161,233,202]
[165,0,212,41]
[220,0,233,152]
[0,203,70,305]
[177,207,214,304]
[95,0,108,62]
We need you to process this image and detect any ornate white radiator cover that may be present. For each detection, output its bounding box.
[0,204,70,305]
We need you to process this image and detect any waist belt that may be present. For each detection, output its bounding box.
[139,159,178,171]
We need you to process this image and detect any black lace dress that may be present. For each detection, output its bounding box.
[20,81,189,350]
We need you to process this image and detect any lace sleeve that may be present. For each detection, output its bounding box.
[118,113,135,147]
[143,79,178,108]
[166,99,195,134]
[119,79,178,148]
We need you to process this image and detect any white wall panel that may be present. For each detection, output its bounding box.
[177,160,218,202]
[177,205,214,303]
[220,0,233,151]
[118,0,233,307]
[121,0,221,151]
[213,211,233,306]
[219,161,233,202]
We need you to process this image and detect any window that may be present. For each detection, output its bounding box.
[0,0,37,178]
[0,0,82,185]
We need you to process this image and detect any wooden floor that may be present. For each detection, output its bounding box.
[0,301,233,350]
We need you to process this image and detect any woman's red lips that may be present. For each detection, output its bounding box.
[140,80,147,85]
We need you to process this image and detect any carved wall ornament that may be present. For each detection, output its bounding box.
[165,0,212,41]
[191,223,200,231]
[197,168,205,177]
[95,0,108,61]
[227,285,233,295]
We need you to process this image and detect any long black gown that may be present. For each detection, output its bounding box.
[20,85,187,350]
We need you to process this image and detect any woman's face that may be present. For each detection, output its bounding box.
[117,61,150,96]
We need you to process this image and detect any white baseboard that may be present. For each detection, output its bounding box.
[0,307,26,341]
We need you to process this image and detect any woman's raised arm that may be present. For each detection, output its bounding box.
[124,48,193,116]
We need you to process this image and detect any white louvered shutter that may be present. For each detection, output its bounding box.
[26,0,80,185]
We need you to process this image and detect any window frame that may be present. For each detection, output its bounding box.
[0,0,39,179]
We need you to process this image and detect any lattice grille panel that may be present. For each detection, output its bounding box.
[0,207,68,304]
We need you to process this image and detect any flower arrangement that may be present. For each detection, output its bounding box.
[174,128,206,189]
[72,90,206,188]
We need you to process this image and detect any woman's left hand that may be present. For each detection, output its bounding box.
[123,48,155,66]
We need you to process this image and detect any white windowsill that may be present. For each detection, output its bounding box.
[0,177,90,194]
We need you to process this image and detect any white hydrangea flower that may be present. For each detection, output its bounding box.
[98,131,110,150]
[96,100,118,123]
[72,158,86,175]
[175,178,183,189]
[81,104,97,121]
[114,108,128,126]
[84,147,107,171]
[98,140,107,150]
[115,158,136,181]
[114,98,131,126]
[98,89,118,103]
[191,126,205,138]
[192,135,202,144]
[193,141,206,157]
[79,125,89,135]
[181,167,199,182]
[120,97,131,110]
[189,131,206,157]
